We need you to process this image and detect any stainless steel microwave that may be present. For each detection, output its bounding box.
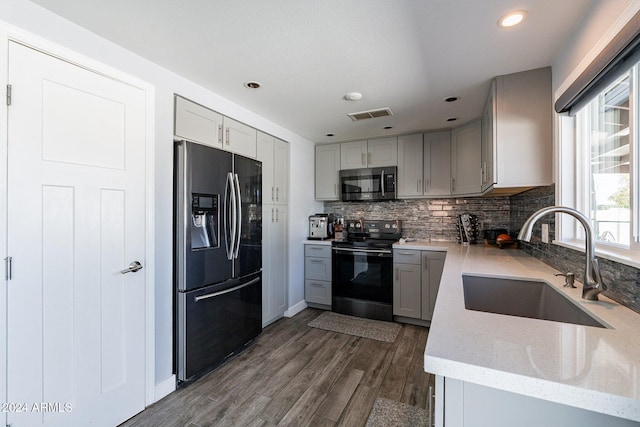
[339,167,397,201]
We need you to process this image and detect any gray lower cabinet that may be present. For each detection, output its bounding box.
[437,375,637,427]
[304,244,332,308]
[393,249,445,321]
[421,251,446,320]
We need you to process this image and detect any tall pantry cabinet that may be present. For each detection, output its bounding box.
[257,131,290,327]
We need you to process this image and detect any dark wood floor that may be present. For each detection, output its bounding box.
[121,308,434,427]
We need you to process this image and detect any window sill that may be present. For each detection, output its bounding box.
[554,239,640,270]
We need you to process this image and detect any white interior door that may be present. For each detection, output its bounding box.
[6,41,147,427]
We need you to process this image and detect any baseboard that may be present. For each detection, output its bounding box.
[154,374,176,403]
[284,300,308,318]
[394,315,430,327]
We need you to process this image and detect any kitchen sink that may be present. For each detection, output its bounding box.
[462,275,607,328]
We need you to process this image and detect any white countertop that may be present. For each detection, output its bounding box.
[404,241,640,422]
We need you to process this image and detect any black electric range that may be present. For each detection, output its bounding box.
[331,220,402,321]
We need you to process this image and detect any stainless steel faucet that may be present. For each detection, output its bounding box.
[517,206,607,301]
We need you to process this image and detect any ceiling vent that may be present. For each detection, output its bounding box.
[347,107,393,121]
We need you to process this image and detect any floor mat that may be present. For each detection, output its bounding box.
[365,397,430,427]
[307,311,401,342]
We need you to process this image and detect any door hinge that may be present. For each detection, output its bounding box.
[6,84,12,106]
[4,256,12,281]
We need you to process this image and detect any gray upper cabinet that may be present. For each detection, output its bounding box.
[451,120,482,196]
[315,143,341,200]
[223,116,257,159]
[174,95,223,148]
[483,67,553,193]
[481,82,495,192]
[258,131,289,205]
[340,140,368,169]
[174,95,257,159]
[397,132,451,198]
[397,133,423,198]
[340,137,398,170]
[424,131,451,197]
[367,137,398,167]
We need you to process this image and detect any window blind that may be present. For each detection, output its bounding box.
[555,11,640,115]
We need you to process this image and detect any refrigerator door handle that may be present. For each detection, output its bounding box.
[225,172,236,260]
[230,172,238,259]
[194,276,260,302]
[233,173,242,258]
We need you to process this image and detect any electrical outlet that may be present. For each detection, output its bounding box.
[541,223,549,243]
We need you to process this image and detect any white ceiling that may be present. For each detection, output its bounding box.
[29,0,594,143]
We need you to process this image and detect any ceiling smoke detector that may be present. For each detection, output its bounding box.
[344,92,363,101]
[347,107,393,121]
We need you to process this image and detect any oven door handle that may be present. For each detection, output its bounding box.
[332,247,392,255]
[381,169,385,197]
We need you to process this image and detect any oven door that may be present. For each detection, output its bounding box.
[332,247,393,320]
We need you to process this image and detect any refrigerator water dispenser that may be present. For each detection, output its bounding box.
[191,193,219,249]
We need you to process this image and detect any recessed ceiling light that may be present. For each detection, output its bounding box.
[344,92,363,101]
[446,117,458,122]
[383,126,393,130]
[244,81,261,89]
[326,133,335,137]
[444,96,459,102]
[498,10,527,28]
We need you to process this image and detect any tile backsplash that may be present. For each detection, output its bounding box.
[324,196,512,242]
[324,185,640,314]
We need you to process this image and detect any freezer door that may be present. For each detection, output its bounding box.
[233,154,262,278]
[175,141,233,291]
[176,272,262,382]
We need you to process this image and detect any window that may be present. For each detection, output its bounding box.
[562,60,639,261]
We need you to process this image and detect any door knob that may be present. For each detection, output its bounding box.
[121,261,143,274]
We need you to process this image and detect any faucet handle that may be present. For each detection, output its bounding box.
[555,272,576,288]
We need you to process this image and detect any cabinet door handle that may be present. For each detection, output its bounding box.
[424,256,429,270]
[275,208,279,222]
[271,208,275,223]
[272,186,275,201]
[226,127,230,145]
[309,259,324,263]
[276,187,279,201]
[218,125,223,145]
[334,183,337,196]
[428,386,434,427]
[397,251,414,255]
[451,178,455,192]
[417,179,421,193]
[395,267,399,280]
[361,152,366,166]
[367,152,371,165]
[425,179,429,193]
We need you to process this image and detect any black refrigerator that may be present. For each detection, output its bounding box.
[174,140,262,383]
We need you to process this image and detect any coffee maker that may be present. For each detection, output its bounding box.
[308,213,336,240]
